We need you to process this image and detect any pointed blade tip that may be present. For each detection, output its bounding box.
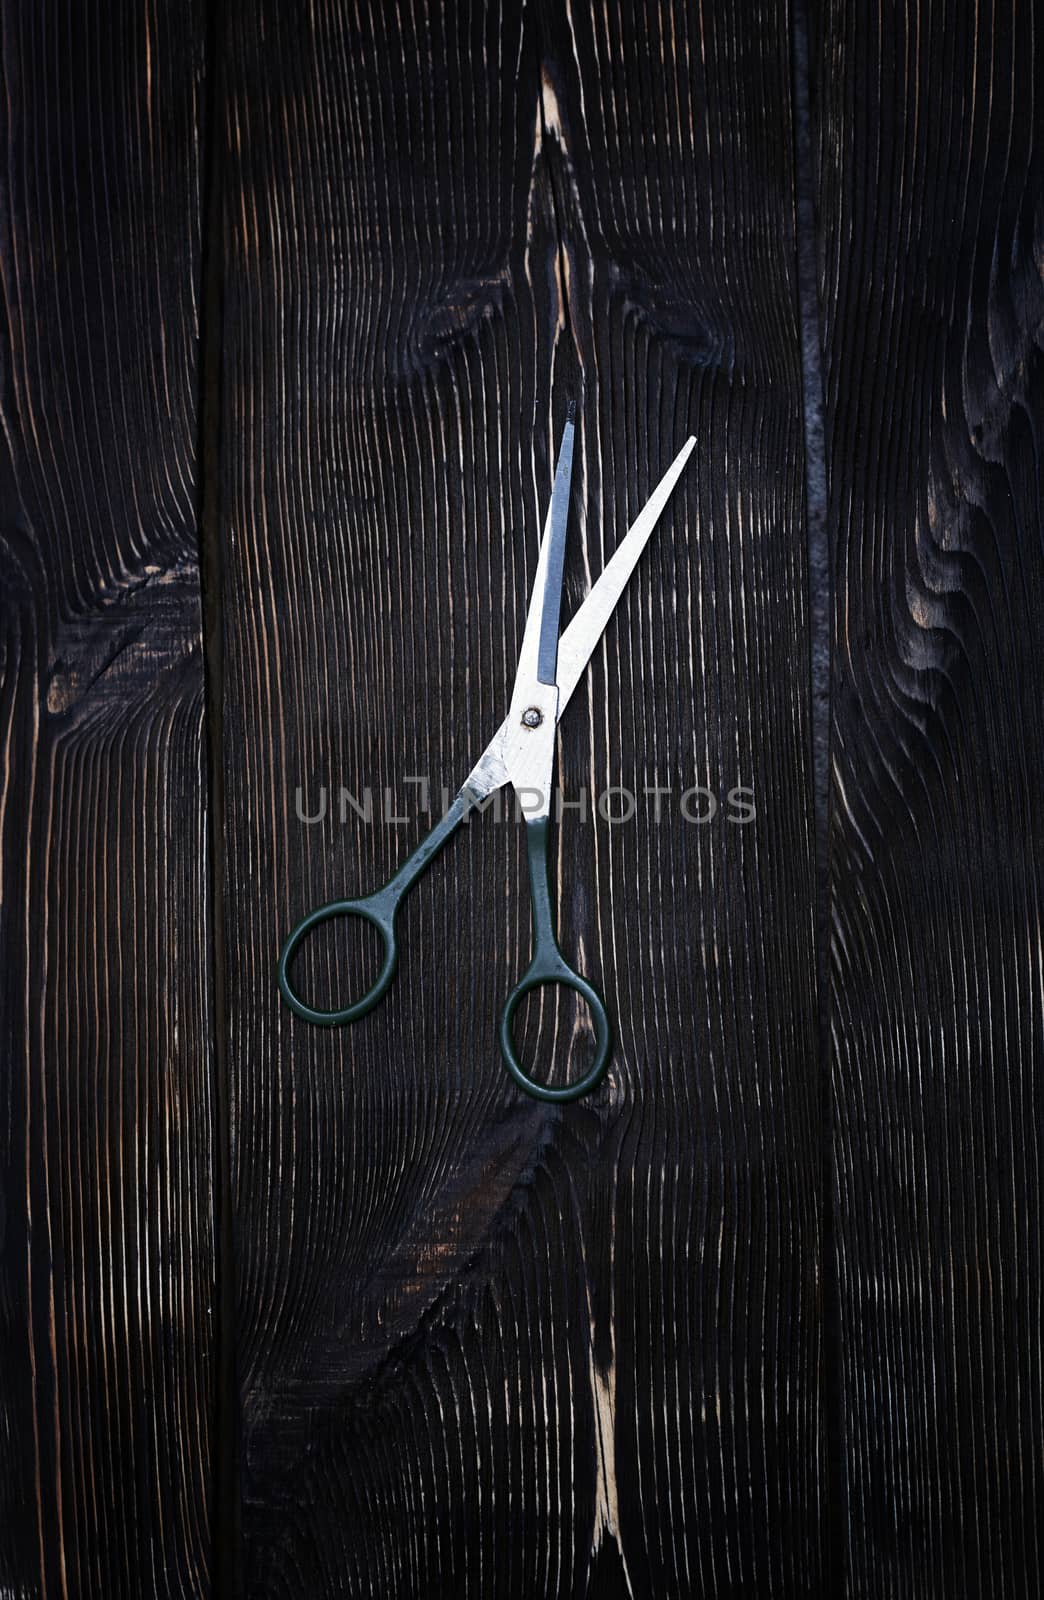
[662,435,697,485]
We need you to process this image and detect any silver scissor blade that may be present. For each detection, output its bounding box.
[509,417,575,711]
[462,434,695,809]
[554,436,696,714]
[536,416,574,684]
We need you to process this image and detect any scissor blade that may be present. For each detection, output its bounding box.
[510,415,575,708]
[461,433,695,810]
[536,416,574,684]
[554,436,696,713]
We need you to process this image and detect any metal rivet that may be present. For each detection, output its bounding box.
[521,707,543,728]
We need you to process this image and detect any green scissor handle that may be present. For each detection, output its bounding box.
[499,816,612,1102]
[277,887,400,1026]
[278,802,611,1101]
[277,796,468,1026]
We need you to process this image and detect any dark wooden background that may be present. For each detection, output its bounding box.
[0,1,1040,1596]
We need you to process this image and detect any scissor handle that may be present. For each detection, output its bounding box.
[278,795,470,1027]
[499,816,613,1102]
[277,889,400,1026]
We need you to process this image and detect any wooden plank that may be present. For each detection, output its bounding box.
[811,0,1044,1591]
[0,3,215,1594]
[219,1,822,1592]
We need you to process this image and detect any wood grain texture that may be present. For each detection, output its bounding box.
[217,2,822,1594]
[0,3,215,1594]
[811,0,1044,1591]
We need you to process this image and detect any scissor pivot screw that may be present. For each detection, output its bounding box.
[521,707,543,728]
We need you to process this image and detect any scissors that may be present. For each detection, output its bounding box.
[278,411,695,1101]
